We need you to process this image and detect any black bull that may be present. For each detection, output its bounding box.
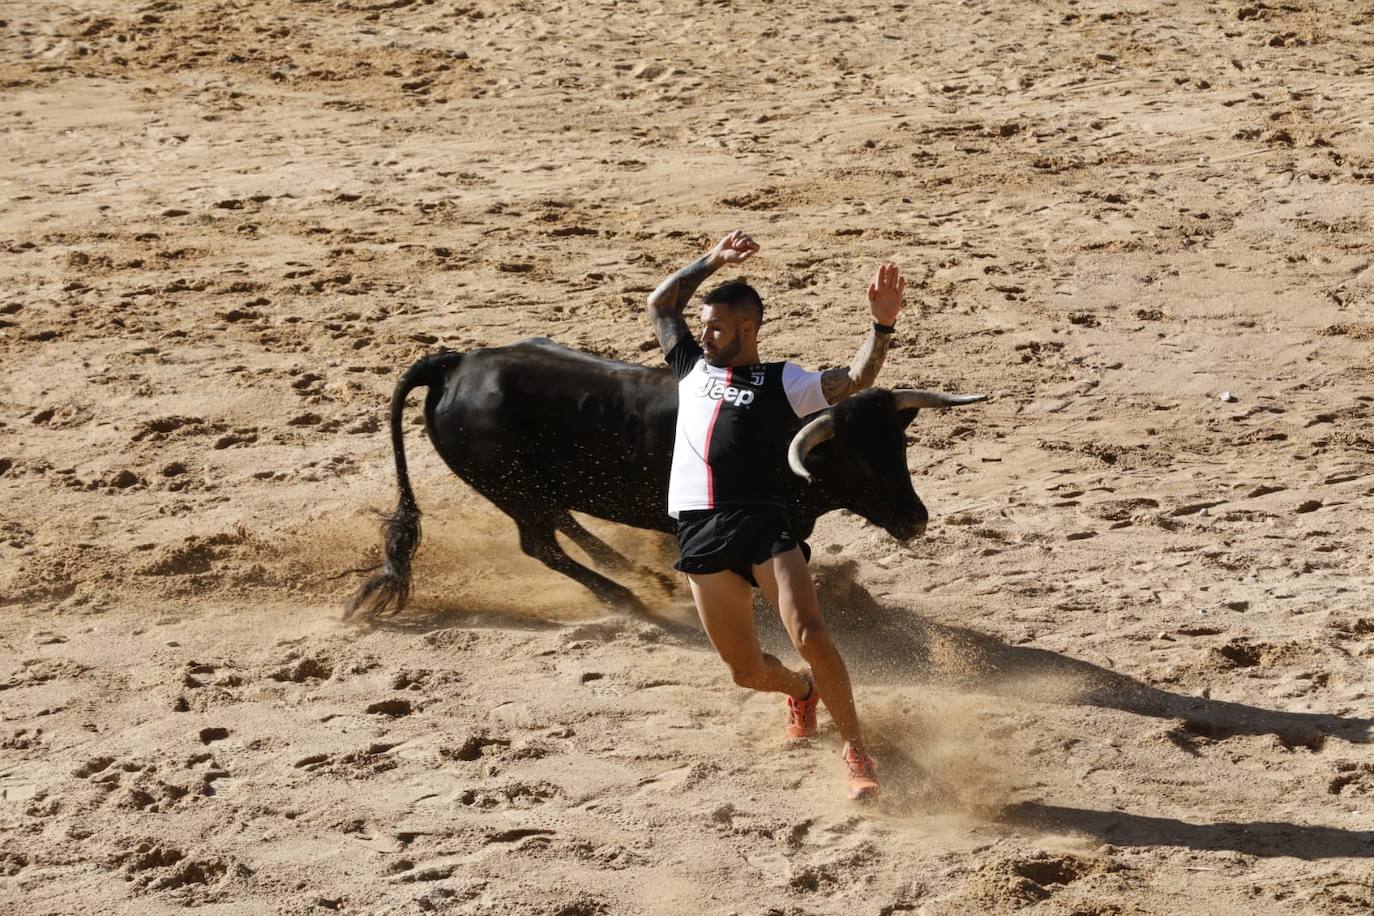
[344,338,984,618]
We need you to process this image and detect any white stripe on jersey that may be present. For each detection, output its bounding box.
[667,358,826,518]
[667,358,727,517]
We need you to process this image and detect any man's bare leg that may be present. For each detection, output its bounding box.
[753,548,865,749]
[687,570,810,699]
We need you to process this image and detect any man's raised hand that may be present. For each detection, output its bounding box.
[710,230,760,266]
[867,263,905,326]
[648,231,755,353]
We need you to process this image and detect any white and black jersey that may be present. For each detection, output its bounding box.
[665,337,829,518]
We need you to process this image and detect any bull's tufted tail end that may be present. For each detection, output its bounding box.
[341,350,461,620]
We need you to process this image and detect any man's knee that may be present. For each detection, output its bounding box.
[791,619,834,662]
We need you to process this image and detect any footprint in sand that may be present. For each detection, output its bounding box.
[366,698,415,717]
[269,655,334,684]
[116,842,239,892]
[455,780,561,810]
[1328,762,1374,797]
[439,732,510,762]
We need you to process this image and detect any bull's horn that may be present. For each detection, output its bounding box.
[893,389,988,411]
[787,413,836,482]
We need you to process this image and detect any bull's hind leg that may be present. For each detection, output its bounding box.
[515,518,650,615]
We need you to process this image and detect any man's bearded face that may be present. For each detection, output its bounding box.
[700,303,745,367]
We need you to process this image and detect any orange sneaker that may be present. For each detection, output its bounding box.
[785,668,818,739]
[843,742,879,801]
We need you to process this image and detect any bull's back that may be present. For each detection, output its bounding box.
[424,338,679,530]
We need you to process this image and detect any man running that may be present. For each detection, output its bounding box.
[647,229,903,801]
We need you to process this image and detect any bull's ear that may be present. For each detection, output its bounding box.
[898,408,921,429]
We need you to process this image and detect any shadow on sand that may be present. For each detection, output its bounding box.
[1002,803,1374,859]
[368,604,568,634]
[367,559,1373,858]
[787,560,1373,751]
[374,558,1371,749]
[794,561,1374,859]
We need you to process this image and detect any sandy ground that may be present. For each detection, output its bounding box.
[3,1,1374,913]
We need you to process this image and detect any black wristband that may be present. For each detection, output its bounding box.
[873,320,896,335]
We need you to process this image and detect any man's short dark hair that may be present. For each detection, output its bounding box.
[703,278,764,323]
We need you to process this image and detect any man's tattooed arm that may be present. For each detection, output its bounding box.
[819,326,894,405]
[646,253,720,354]
[647,230,759,354]
[820,262,904,404]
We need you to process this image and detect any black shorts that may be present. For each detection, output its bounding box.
[673,506,811,587]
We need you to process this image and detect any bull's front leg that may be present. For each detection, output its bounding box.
[554,513,679,597]
[555,513,635,574]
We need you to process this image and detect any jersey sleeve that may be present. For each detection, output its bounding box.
[781,361,830,417]
[664,336,704,381]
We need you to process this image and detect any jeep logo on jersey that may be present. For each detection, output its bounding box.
[699,376,755,407]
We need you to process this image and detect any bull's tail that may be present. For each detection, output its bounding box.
[343,350,463,620]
